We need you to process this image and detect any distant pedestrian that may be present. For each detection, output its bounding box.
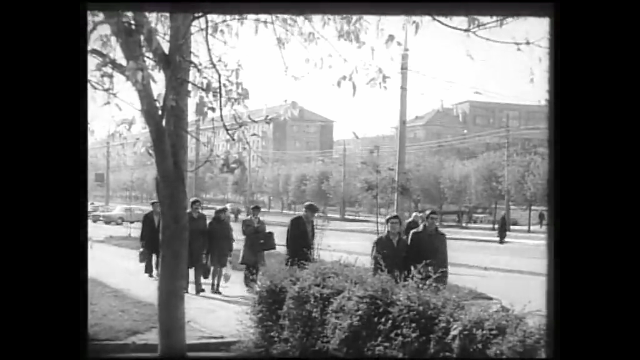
[407,209,449,286]
[404,212,421,237]
[206,207,234,295]
[538,210,546,228]
[240,205,267,292]
[372,214,410,283]
[186,198,207,295]
[286,202,319,269]
[140,200,161,279]
[498,212,508,245]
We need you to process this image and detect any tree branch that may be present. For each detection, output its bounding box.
[307,19,349,63]
[133,12,169,73]
[203,16,235,142]
[271,15,289,75]
[88,48,127,76]
[430,16,548,50]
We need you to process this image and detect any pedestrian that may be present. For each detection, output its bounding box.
[140,200,161,279]
[372,214,410,283]
[538,210,546,228]
[240,205,267,292]
[285,201,319,269]
[206,207,234,295]
[407,209,449,286]
[186,198,208,295]
[404,212,421,237]
[498,212,508,245]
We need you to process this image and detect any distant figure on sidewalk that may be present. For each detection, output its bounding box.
[538,210,546,228]
[407,209,449,286]
[207,207,234,295]
[186,198,207,295]
[241,205,267,292]
[404,212,421,238]
[372,214,409,283]
[140,200,161,279]
[286,202,319,269]
[498,212,508,245]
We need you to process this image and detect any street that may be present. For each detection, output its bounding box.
[89,220,547,275]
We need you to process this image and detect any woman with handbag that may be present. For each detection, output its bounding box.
[240,205,267,292]
[206,207,235,295]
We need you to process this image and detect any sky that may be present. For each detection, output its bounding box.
[88,15,549,141]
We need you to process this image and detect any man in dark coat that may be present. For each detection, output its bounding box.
[241,205,267,291]
[372,214,409,283]
[404,212,421,238]
[286,202,319,269]
[207,207,234,295]
[498,212,508,245]
[140,200,161,279]
[407,209,449,286]
[186,198,208,294]
[538,210,546,228]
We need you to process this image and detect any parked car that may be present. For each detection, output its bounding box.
[88,203,102,218]
[90,206,113,223]
[92,205,146,225]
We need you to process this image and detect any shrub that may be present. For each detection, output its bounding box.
[247,259,546,358]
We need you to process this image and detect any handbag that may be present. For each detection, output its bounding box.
[222,259,232,283]
[138,248,148,264]
[260,231,276,252]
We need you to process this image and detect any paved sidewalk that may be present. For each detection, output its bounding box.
[88,243,252,340]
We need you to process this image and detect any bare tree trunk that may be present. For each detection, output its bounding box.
[155,13,192,357]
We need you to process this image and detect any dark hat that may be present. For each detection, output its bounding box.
[303,202,320,213]
[190,198,202,207]
[214,206,228,214]
[250,205,262,211]
[150,200,160,206]
[385,214,402,224]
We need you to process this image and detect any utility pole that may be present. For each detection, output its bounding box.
[374,145,380,237]
[394,23,409,216]
[504,113,511,232]
[105,138,111,206]
[341,140,346,219]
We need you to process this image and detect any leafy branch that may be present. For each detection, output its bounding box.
[429,16,548,49]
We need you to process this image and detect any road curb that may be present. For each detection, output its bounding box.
[88,339,240,356]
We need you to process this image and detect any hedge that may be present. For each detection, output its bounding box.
[239,258,546,358]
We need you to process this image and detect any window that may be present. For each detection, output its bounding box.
[475,116,490,126]
[292,125,299,132]
[505,111,520,127]
[295,140,301,148]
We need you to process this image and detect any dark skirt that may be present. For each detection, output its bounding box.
[209,252,228,268]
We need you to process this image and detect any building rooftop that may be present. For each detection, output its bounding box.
[405,107,460,127]
[453,99,548,109]
[197,101,334,127]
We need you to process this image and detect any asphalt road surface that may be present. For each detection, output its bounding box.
[88,221,547,313]
[89,220,547,275]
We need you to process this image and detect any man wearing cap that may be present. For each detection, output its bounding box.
[407,209,449,286]
[372,214,410,283]
[140,200,161,279]
[240,205,267,291]
[286,201,319,269]
[186,198,208,294]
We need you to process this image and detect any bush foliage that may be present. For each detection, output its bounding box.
[244,259,546,358]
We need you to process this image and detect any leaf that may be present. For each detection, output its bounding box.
[336,75,347,88]
[396,41,403,47]
[414,21,420,36]
[351,81,357,97]
[385,34,395,49]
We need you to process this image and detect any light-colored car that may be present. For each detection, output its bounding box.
[92,205,147,225]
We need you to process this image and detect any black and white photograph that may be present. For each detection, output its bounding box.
[87,5,551,357]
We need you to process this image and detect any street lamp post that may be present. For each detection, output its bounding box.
[374,145,380,237]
